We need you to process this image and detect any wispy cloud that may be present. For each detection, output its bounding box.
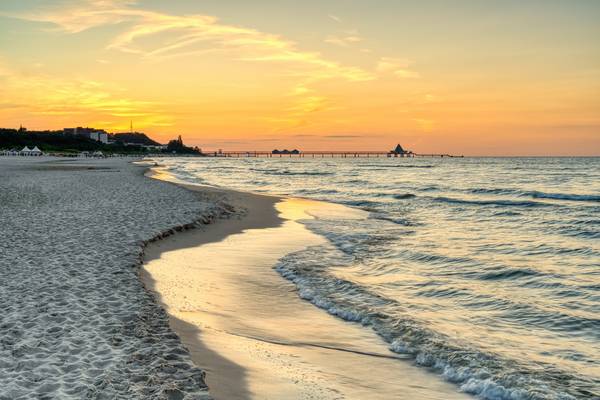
[376,57,420,79]
[3,1,422,133]
[6,0,140,33]
[286,95,329,114]
[10,1,374,83]
[328,15,342,23]
[325,32,362,47]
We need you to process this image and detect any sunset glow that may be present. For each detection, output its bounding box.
[1,0,599,155]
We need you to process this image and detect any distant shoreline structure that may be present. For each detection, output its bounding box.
[0,127,463,158]
[204,144,463,158]
[0,126,200,156]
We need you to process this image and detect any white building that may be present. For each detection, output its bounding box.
[88,131,108,143]
[64,127,109,143]
[143,144,167,151]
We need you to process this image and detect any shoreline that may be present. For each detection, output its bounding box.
[141,175,284,399]
[142,168,473,399]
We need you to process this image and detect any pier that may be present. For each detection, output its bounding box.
[205,151,462,158]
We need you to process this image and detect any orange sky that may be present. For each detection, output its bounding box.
[0,0,599,155]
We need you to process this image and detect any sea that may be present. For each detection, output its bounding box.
[156,156,599,400]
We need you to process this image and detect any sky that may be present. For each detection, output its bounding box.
[0,0,599,155]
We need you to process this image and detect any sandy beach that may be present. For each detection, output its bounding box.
[3,155,593,399]
[1,157,468,400]
[142,168,473,399]
[0,157,217,399]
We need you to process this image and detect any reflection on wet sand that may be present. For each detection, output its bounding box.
[143,191,472,399]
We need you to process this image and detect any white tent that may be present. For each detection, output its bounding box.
[20,146,32,155]
[31,146,43,156]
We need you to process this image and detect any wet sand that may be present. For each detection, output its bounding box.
[142,174,473,399]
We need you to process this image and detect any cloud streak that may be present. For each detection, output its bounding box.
[10,1,375,83]
[376,57,420,79]
[325,33,362,47]
[2,1,422,133]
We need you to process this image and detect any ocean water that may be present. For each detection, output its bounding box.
[156,157,600,400]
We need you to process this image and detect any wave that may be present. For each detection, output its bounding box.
[371,192,417,200]
[432,196,550,208]
[370,213,417,227]
[492,210,522,216]
[278,171,335,176]
[497,302,600,339]
[469,187,600,202]
[558,228,600,239]
[163,157,599,399]
[394,193,417,199]
[399,249,474,265]
[249,167,334,176]
[248,180,269,186]
[340,179,370,185]
[275,248,591,400]
[469,188,517,195]
[295,188,340,195]
[420,185,441,192]
[527,191,600,202]
[479,268,541,280]
[341,199,383,208]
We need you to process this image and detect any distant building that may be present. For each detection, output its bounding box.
[63,127,108,143]
[390,143,413,157]
[142,144,167,151]
[1,149,19,156]
[393,144,406,154]
[272,149,301,154]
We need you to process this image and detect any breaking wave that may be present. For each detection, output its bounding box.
[158,156,600,399]
[275,249,592,400]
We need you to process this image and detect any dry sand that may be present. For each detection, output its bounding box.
[142,171,473,400]
[0,157,216,399]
